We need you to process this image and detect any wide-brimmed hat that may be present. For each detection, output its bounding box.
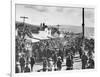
[58,56,61,59]
[48,58,52,61]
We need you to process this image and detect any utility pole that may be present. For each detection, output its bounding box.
[82,8,84,40]
[20,16,28,39]
[20,16,28,24]
[82,8,85,52]
[19,16,28,54]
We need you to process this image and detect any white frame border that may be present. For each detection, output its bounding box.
[11,0,96,77]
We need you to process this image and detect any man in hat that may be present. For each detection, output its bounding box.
[66,53,73,70]
[43,58,48,72]
[30,55,35,72]
[52,52,57,71]
[81,52,88,69]
[19,55,25,72]
[57,56,62,70]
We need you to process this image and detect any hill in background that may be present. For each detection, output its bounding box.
[60,25,94,38]
[16,21,94,38]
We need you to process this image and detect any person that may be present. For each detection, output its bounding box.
[30,55,35,72]
[52,53,57,71]
[58,50,64,62]
[87,56,94,69]
[66,54,73,70]
[24,63,31,73]
[43,58,48,72]
[57,56,62,70]
[48,58,53,71]
[78,47,82,58]
[19,55,25,72]
[15,62,21,73]
[81,52,88,69]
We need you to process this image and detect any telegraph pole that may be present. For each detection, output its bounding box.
[19,16,28,53]
[20,16,28,24]
[82,8,85,52]
[20,16,28,39]
[82,8,84,40]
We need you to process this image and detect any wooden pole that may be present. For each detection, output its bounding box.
[20,16,28,54]
[20,16,28,24]
[82,8,85,40]
[82,8,85,52]
[20,16,28,39]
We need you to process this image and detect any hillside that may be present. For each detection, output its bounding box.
[16,21,40,34]
[60,25,94,38]
[15,21,94,38]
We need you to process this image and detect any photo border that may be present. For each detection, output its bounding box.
[11,0,96,77]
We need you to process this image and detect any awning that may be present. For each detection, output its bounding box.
[32,31,50,40]
[25,37,40,43]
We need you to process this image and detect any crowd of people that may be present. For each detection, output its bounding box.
[15,22,94,73]
[41,48,94,72]
[15,46,94,73]
[16,55,35,73]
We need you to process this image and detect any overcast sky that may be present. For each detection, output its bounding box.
[16,4,94,27]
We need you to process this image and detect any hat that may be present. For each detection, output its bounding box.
[58,56,61,59]
[16,62,20,65]
[48,58,52,61]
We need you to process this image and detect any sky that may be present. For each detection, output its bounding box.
[16,4,94,27]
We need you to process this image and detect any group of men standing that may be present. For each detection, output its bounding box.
[16,55,35,73]
[42,56,62,72]
[42,51,74,72]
